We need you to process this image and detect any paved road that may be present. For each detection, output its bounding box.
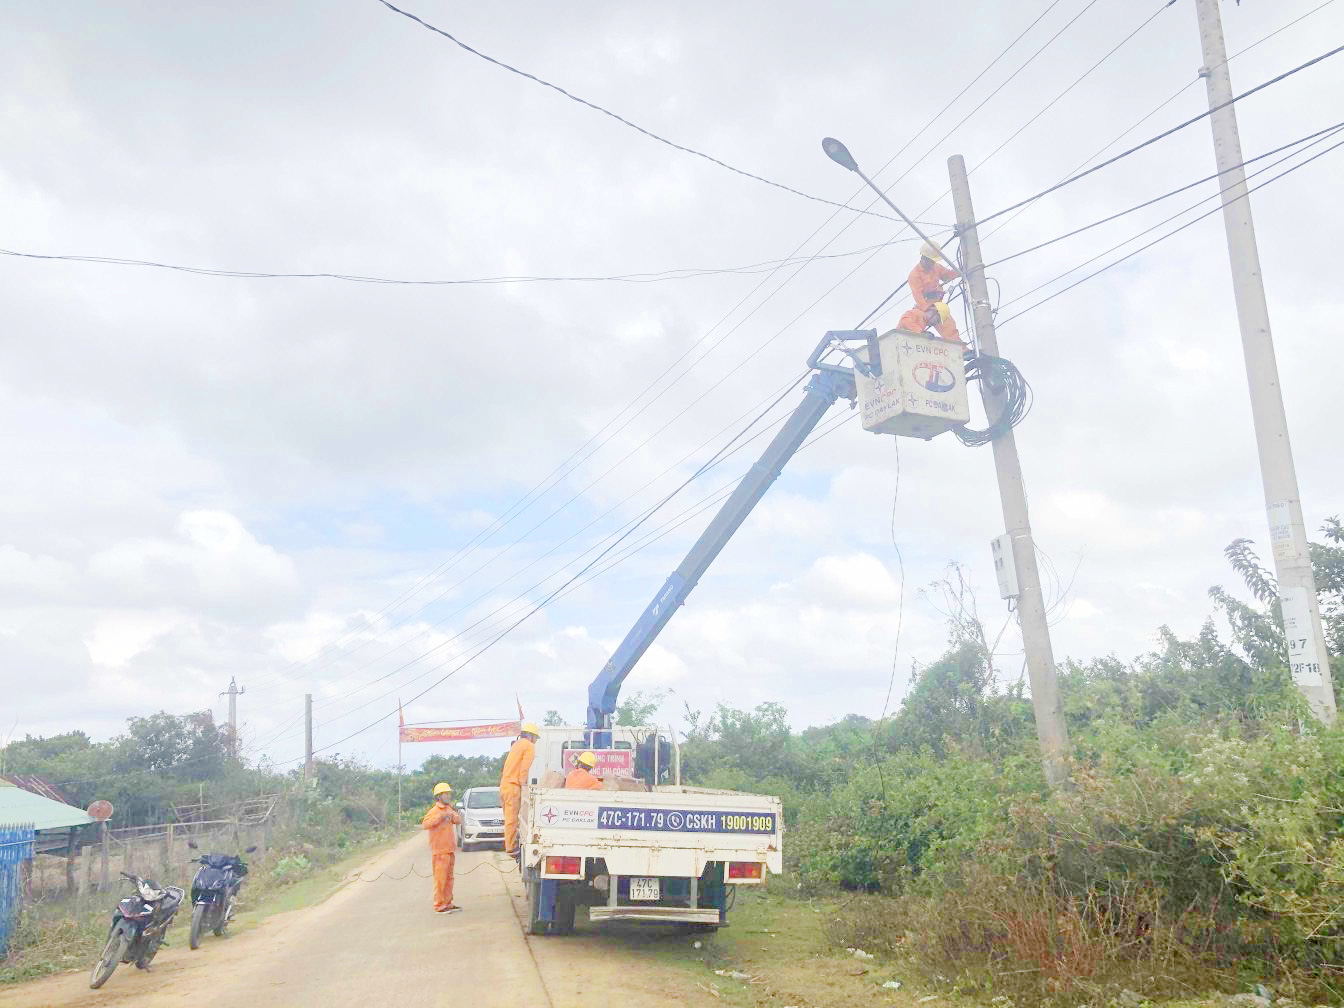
[1,835,721,1008]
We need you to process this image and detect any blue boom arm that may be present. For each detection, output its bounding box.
[586,368,857,729]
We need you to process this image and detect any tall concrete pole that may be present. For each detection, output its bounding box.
[1194,0,1336,723]
[304,694,314,782]
[949,155,1072,790]
[220,677,244,758]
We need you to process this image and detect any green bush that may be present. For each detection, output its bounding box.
[270,854,313,885]
[835,720,1344,1002]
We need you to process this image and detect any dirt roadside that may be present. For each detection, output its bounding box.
[0,836,735,1008]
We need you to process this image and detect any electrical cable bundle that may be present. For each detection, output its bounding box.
[954,354,1032,447]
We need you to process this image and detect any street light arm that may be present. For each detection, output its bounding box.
[821,136,961,275]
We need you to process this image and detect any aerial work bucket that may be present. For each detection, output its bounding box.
[854,329,970,439]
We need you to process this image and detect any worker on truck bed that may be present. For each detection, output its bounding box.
[896,300,964,346]
[565,750,603,790]
[908,240,959,311]
[500,721,539,854]
[421,782,462,913]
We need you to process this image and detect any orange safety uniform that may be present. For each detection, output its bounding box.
[908,258,958,310]
[420,802,461,911]
[564,767,602,790]
[897,305,962,345]
[499,736,535,853]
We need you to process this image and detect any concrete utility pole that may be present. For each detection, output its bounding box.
[220,677,245,758]
[948,155,1072,790]
[304,694,314,782]
[1194,0,1337,723]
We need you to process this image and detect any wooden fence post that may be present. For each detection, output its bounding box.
[99,822,109,890]
[65,827,77,894]
[79,845,92,900]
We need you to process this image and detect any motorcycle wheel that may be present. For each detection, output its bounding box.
[190,903,208,950]
[90,926,128,989]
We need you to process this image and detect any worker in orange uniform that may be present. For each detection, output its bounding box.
[908,241,959,311]
[421,782,462,913]
[565,750,603,790]
[500,721,540,855]
[896,301,963,346]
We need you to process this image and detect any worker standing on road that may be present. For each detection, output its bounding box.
[908,241,959,311]
[896,301,964,346]
[500,721,540,854]
[421,782,462,913]
[564,751,603,790]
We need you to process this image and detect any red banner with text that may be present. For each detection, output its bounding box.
[561,749,635,777]
[399,720,521,743]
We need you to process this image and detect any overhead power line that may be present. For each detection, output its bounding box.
[249,1,1097,700]
[987,119,1344,267]
[0,236,943,288]
[980,0,1341,244]
[272,410,857,765]
[259,373,811,710]
[378,0,916,225]
[997,131,1344,326]
[963,0,1178,177]
[974,40,1344,228]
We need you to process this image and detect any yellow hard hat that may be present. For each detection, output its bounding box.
[432,782,452,797]
[932,301,951,324]
[920,241,945,262]
[520,721,540,737]
[576,751,597,769]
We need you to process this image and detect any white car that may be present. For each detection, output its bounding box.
[454,786,505,850]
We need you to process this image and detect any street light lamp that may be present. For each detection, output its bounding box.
[820,136,955,267]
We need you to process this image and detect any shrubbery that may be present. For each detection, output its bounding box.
[682,524,1344,1002]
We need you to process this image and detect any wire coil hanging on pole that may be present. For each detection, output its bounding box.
[953,354,1032,447]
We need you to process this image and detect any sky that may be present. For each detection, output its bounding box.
[4,0,1343,780]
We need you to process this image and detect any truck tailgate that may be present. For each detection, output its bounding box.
[522,786,783,879]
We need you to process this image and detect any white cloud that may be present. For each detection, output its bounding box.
[3,0,1342,766]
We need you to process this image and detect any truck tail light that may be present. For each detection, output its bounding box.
[545,856,581,876]
[727,861,763,880]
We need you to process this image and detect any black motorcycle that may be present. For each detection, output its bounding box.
[89,871,185,988]
[186,840,256,949]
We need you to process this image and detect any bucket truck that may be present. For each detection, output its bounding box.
[517,329,969,934]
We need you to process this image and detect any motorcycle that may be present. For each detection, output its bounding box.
[89,871,185,989]
[186,840,257,949]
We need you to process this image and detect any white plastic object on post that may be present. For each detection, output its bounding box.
[991,533,1020,600]
[855,329,970,439]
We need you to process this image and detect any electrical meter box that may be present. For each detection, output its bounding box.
[992,532,1020,600]
[854,329,970,439]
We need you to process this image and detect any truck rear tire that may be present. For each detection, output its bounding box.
[551,885,576,935]
[526,880,548,936]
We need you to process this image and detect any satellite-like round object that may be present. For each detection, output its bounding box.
[87,800,114,822]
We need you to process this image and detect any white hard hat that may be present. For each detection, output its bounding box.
[920,241,944,262]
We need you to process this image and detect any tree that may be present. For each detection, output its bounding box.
[1210,516,1344,700]
[543,710,565,726]
[122,711,233,776]
[615,690,667,726]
